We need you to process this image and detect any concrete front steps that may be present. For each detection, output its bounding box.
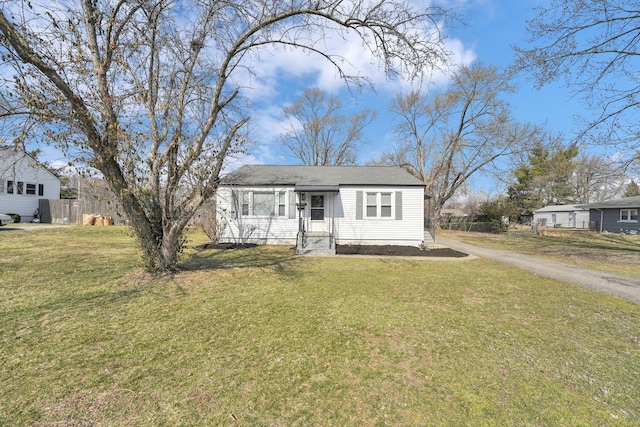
[297,230,434,255]
[296,232,335,255]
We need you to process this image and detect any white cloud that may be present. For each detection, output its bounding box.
[234,20,476,104]
[228,13,479,165]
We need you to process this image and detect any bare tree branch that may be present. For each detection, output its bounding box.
[514,0,640,151]
[279,87,377,165]
[0,0,451,271]
[379,63,544,222]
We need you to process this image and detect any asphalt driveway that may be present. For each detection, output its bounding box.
[436,236,640,304]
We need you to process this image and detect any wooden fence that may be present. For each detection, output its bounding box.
[39,199,126,225]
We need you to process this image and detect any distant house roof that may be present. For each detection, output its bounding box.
[221,165,425,187]
[0,145,60,181]
[534,204,589,213]
[581,196,640,209]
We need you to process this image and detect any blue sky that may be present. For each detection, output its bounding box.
[37,0,610,190]
[240,0,594,173]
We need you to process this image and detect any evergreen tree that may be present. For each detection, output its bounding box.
[508,142,579,214]
[624,180,640,198]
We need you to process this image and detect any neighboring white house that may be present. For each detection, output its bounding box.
[0,146,60,222]
[532,204,590,229]
[216,165,425,254]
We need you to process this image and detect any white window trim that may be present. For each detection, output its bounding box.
[25,182,38,196]
[241,192,250,216]
[278,192,286,217]
[3,180,41,196]
[241,190,287,217]
[365,191,394,219]
[619,208,638,222]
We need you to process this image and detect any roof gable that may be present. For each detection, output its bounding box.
[221,165,424,187]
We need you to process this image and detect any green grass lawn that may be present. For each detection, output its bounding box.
[439,228,640,280]
[1,226,639,425]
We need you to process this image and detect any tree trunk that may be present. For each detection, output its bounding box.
[160,224,184,271]
[128,212,186,272]
[97,157,184,272]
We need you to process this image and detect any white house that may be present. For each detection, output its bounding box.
[216,165,425,254]
[0,146,60,222]
[532,204,590,229]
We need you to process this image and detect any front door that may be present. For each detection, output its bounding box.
[309,194,326,232]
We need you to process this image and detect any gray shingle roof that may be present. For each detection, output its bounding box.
[581,195,640,209]
[534,205,588,213]
[221,165,424,187]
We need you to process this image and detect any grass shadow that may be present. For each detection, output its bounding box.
[7,285,147,320]
[531,233,640,255]
[179,244,303,272]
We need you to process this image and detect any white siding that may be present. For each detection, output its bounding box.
[216,186,299,245]
[0,150,60,221]
[533,209,590,229]
[335,186,424,246]
[216,184,425,246]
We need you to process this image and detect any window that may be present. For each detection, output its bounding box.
[5,181,37,196]
[380,192,392,218]
[551,213,557,224]
[240,191,287,217]
[620,209,638,222]
[253,192,275,216]
[278,192,286,216]
[366,192,393,218]
[311,195,324,220]
[241,192,250,216]
[366,192,377,217]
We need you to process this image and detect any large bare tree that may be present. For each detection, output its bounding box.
[515,0,640,155]
[375,63,543,223]
[571,153,629,204]
[280,87,377,165]
[0,0,451,271]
